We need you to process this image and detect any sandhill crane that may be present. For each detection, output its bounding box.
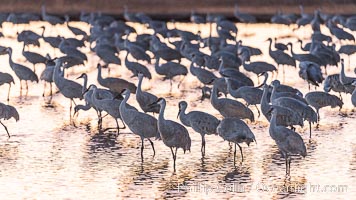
[0,72,14,101]
[136,73,159,114]
[0,102,19,137]
[242,61,277,82]
[52,59,83,120]
[6,47,38,95]
[298,39,311,52]
[269,108,307,176]
[267,38,296,80]
[338,45,356,70]
[190,61,217,86]
[178,101,219,156]
[97,64,137,94]
[211,83,254,122]
[273,97,317,138]
[40,26,61,48]
[154,57,187,92]
[327,20,355,42]
[305,91,343,123]
[124,51,152,79]
[287,42,322,65]
[226,78,263,117]
[261,82,303,129]
[91,85,128,133]
[217,117,256,163]
[274,38,288,51]
[299,61,324,90]
[40,55,55,98]
[21,43,46,73]
[270,80,307,104]
[17,30,41,48]
[64,15,87,37]
[324,74,354,100]
[155,98,191,171]
[339,59,356,85]
[119,89,159,161]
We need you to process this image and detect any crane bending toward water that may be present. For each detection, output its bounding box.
[178,101,219,156]
[211,83,255,122]
[119,89,159,162]
[154,98,191,172]
[6,47,38,96]
[217,117,256,164]
[0,102,19,137]
[269,108,307,176]
[305,91,343,123]
[0,72,14,101]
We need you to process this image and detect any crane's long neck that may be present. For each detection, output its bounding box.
[261,86,271,120]
[340,61,345,79]
[226,79,235,95]
[137,76,143,94]
[269,112,278,138]
[8,51,14,69]
[82,76,88,94]
[154,58,162,73]
[125,50,129,63]
[210,85,219,106]
[289,43,295,56]
[268,39,273,54]
[97,66,104,84]
[119,92,130,115]
[218,59,224,73]
[178,105,190,126]
[271,85,277,102]
[158,101,166,123]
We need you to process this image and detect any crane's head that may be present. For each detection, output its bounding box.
[352,80,356,86]
[76,73,87,80]
[177,101,188,118]
[120,88,130,96]
[270,79,280,87]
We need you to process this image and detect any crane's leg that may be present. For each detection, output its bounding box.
[339,93,343,101]
[316,110,320,129]
[174,147,178,171]
[49,82,53,102]
[255,105,261,118]
[115,119,120,134]
[309,121,312,138]
[25,81,29,96]
[169,79,173,94]
[147,138,155,157]
[69,99,73,121]
[237,143,244,163]
[19,80,23,97]
[288,157,292,175]
[42,82,46,97]
[33,64,36,73]
[170,147,176,172]
[7,84,11,102]
[0,121,10,138]
[284,153,288,175]
[177,75,186,89]
[201,135,206,157]
[141,138,145,162]
[233,143,237,165]
[119,118,126,129]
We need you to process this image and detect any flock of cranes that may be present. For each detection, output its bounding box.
[0,5,355,175]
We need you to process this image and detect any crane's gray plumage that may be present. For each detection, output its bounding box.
[269,108,307,176]
[124,51,152,79]
[119,89,159,161]
[299,61,324,89]
[211,83,254,122]
[136,73,160,114]
[270,80,307,104]
[305,91,343,122]
[339,59,356,85]
[217,117,256,163]
[0,102,19,137]
[0,72,14,101]
[53,59,83,120]
[261,84,303,129]
[273,97,317,138]
[178,101,219,155]
[6,47,38,94]
[97,64,137,94]
[156,98,191,171]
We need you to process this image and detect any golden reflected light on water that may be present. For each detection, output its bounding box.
[0,20,355,199]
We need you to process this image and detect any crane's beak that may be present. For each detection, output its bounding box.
[177,108,181,119]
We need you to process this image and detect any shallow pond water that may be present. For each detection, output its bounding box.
[0,21,355,199]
